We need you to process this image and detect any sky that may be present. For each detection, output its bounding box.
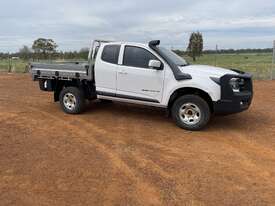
[0,0,275,52]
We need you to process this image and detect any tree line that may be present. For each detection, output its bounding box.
[173,48,273,57]
[0,38,90,61]
[0,36,273,61]
[0,49,90,61]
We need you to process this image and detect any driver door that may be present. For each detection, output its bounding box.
[116,45,165,103]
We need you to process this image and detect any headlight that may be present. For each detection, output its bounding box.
[229,78,244,92]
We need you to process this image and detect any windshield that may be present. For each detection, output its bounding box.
[158,47,188,66]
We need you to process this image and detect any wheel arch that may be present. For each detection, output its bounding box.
[53,80,78,102]
[53,79,95,102]
[168,87,214,113]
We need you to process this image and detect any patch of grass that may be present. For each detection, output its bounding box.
[0,53,274,79]
[0,59,28,73]
[183,53,273,79]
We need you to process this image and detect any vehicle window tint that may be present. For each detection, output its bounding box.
[123,46,158,69]
[101,45,121,64]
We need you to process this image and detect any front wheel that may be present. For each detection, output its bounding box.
[59,87,85,114]
[171,95,211,131]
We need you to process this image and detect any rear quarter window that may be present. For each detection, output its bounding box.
[101,45,121,64]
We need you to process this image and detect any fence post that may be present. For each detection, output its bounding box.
[8,57,12,73]
[215,44,218,66]
[272,40,275,80]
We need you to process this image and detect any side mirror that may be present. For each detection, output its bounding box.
[148,60,162,70]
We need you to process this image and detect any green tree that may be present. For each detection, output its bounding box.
[79,48,89,59]
[187,32,203,61]
[19,45,32,60]
[32,38,58,60]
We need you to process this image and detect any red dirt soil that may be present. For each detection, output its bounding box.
[1,73,275,206]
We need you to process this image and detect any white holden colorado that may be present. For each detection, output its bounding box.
[30,40,253,131]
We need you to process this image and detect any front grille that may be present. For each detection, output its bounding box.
[240,78,253,92]
[220,73,253,101]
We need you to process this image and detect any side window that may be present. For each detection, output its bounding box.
[101,45,121,64]
[123,46,158,69]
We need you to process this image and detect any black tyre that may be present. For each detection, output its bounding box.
[39,79,47,91]
[59,87,85,114]
[171,95,211,131]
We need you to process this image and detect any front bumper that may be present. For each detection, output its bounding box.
[213,72,253,115]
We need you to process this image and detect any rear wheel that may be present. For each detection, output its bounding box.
[171,95,211,131]
[59,87,85,114]
[39,79,47,91]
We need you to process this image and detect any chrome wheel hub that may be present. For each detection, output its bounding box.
[63,93,76,111]
[179,103,201,125]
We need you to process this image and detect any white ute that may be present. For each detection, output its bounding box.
[30,40,253,130]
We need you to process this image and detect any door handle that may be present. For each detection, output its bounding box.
[118,71,128,75]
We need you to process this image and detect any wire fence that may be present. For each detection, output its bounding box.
[272,40,275,80]
[0,46,275,80]
[0,58,29,73]
[184,52,275,80]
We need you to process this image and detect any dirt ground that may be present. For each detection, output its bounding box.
[1,73,275,206]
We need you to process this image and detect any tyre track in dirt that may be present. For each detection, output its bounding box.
[1,73,275,205]
[17,101,275,205]
[1,102,163,205]
[22,105,202,205]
